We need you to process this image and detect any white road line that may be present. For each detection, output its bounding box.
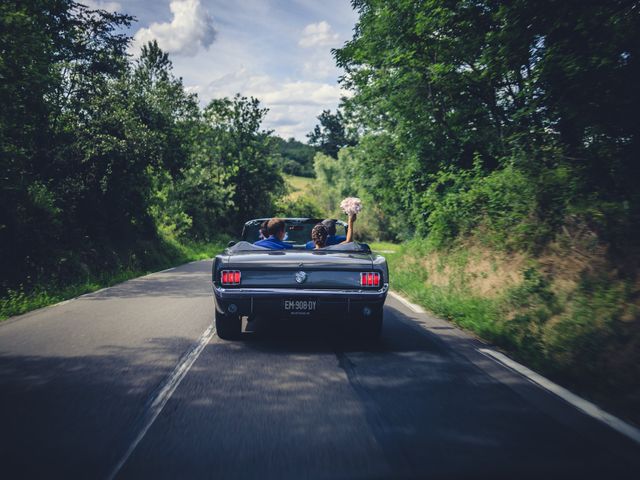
[107,324,217,480]
[388,290,425,314]
[478,348,640,445]
[79,287,108,298]
[51,299,73,307]
[387,291,640,444]
[57,287,109,304]
[154,266,177,274]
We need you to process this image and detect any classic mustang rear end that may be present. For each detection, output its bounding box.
[211,219,389,340]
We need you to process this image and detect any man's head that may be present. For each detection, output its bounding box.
[267,218,286,240]
[321,219,337,236]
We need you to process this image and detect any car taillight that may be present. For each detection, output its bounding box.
[360,272,380,287]
[221,270,241,285]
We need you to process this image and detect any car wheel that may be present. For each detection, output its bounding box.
[215,311,241,340]
[361,307,383,342]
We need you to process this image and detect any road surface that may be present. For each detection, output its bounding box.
[0,260,638,479]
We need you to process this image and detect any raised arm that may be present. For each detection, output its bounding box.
[344,213,356,243]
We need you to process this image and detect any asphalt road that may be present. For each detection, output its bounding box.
[0,260,638,479]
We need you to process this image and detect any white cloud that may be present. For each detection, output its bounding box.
[192,69,346,106]
[189,68,349,140]
[260,81,343,106]
[302,55,337,79]
[131,0,217,57]
[299,21,340,48]
[82,0,122,11]
[121,2,359,140]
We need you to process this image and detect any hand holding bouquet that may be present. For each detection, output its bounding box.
[340,197,362,217]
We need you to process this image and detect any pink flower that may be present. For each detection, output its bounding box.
[340,197,363,216]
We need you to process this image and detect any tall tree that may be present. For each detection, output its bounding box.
[307,109,356,158]
[0,0,135,288]
[202,95,283,230]
[334,0,640,238]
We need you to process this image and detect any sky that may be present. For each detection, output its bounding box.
[84,0,359,141]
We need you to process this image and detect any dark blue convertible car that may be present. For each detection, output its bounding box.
[212,218,389,340]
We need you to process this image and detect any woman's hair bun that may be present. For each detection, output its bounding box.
[311,223,328,246]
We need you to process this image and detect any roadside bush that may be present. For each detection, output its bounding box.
[420,162,561,252]
[384,235,640,422]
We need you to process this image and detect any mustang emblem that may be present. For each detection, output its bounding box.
[295,271,307,284]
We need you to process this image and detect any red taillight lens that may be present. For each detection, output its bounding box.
[360,272,380,287]
[221,270,241,285]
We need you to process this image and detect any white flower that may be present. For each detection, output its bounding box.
[340,197,363,216]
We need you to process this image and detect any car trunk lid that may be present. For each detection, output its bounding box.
[225,250,375,289]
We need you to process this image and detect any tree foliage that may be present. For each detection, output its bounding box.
[331,0,639,249]
[0,1,284,292]
[202,95,283,228]
[307,109,357,158]
[272,137,316,177]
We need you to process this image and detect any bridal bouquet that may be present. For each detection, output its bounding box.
[340,197,363,216]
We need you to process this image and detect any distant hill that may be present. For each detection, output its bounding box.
[273,137,316,178]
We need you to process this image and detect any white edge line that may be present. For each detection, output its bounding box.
[388,290,640,444]
[46,287,111,308]
[152,266,176,275]
[51,299,73,307]
[388,290,426,314]
[107,324,216,480]
[478,348,640,445]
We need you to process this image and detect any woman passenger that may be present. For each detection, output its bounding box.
[310,213,356,249]
[311,224,329,249]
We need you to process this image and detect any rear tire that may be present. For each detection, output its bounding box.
[215,311,241,340]
[361,307,383,342]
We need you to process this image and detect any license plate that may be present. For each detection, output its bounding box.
[283,299,317,315]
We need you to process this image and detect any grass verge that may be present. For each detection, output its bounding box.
[0,236,227,321]
[371,240,640,425]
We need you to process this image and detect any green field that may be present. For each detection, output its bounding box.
[283,174,314,201]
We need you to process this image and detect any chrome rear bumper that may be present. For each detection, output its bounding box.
[212,283,388,317]
[214,284,388,297]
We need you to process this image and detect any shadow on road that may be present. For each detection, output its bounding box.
[0,334,206,478]
[1,303,637,480]
[236,305,452,356]
[82,262,214,301]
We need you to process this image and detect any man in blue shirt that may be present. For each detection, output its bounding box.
[305,219,347,249]
[254,218,293,249]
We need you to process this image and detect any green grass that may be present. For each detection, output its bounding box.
[379,241,504,342]
[0,238,227,321]
[369,241,399,254]
[377,238,640,424]
[283,174,314,201]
